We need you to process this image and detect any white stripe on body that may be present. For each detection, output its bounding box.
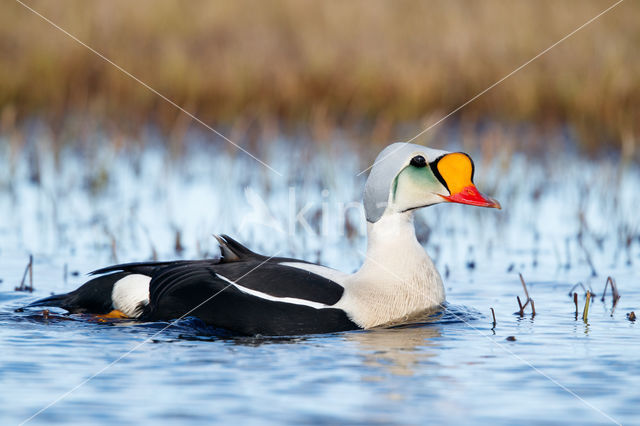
[215,274,329,310]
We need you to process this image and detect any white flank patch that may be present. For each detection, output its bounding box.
[111,274,151,318]
[278,262,349,286]
[215,274,328,309]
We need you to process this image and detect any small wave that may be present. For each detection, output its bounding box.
[386,303,482,329]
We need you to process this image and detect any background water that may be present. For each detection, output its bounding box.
[0,129,638,425]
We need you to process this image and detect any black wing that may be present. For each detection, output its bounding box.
[88,234,343,305]
[211,261,345,304]
[141,262,357,335]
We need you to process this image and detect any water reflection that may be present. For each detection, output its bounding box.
[348,325,441,377]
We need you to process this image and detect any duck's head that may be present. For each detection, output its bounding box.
[364,142,500,223]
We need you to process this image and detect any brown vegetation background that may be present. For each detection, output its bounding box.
[1,0,638,153]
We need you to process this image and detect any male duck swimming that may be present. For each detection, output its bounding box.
[29,143,500,335]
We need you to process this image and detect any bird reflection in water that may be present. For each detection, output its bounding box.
[349,310,443,377]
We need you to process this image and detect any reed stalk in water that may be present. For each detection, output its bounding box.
[582,291,591,323]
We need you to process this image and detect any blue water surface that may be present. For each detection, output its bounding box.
[1,131,638,425]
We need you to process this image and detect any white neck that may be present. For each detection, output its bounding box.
[336,212,445,328]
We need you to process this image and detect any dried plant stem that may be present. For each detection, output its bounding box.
[530,299,536,317]
[519,273,530,300]
[577,234,597,277]
[516,274,535,317]
[601,276,621,304]
[601,276,621,316]
[174,228,184,255]
[103,226,118,263]
[568,282,590,297]
[15,255,34,292]
[583,290,591,323]
[29,254,33,289]
[517,296,524,317]
[141,224,158,261]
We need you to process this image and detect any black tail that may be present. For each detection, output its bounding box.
[26,293,70,309]
[25,272,130,314]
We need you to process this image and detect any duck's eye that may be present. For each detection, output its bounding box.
[410,155,426,168]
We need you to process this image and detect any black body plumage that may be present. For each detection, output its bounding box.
[27,235,359,336]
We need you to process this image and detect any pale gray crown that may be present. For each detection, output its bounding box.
[363,142,448,223]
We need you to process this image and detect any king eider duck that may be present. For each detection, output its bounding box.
[28,143,500,335]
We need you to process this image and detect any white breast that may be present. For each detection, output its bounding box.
[334,212,445,329]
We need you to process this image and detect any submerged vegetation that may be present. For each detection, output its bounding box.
[1,0,639,156]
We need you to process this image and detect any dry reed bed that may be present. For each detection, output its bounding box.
[1,0,639,155]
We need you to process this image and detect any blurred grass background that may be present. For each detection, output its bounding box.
[1,0,638,156]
